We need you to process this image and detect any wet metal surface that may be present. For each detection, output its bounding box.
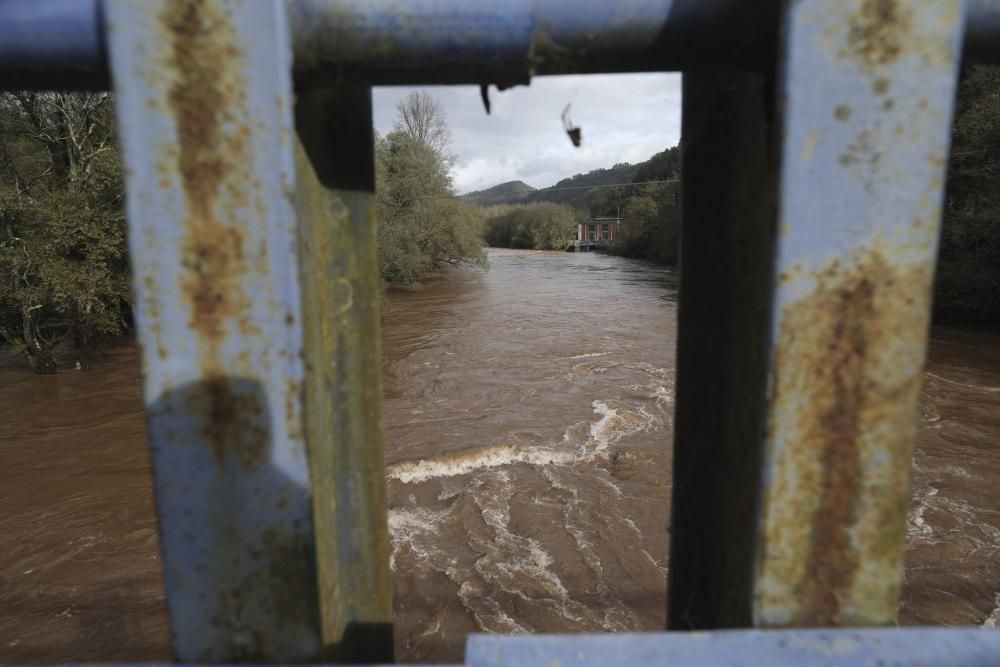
[754,0,965,626]
[105,0,321,660]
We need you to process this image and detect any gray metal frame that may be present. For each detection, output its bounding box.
[2,0,1000,664]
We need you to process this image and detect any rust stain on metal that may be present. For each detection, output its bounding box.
[760,244,931,624]
[872,78,890,95]
[838,129,878,168]
[796,271,869,624]
[162,0,252,344]
[157,1,272,468]
[192,376,268,468]
[285,378,303,441]
[843,0,910,70]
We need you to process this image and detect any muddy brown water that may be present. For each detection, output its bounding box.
[1,248,998,662]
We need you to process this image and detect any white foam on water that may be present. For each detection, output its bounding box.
[387,443,576,484]
[905,484,1000,562]
[623,516,668,575]
[388,469,601,633]
[386,389,668,635]
[542,467,642,631]
[625,362,672,379]
[387,399,651,484]
[465,473,598,628]
[908,486,939,539]
[944,464,977,480]
[926,372,1000,393]
[654,385,674,406]
[387,506,451,571]
[569,352,610,359]
[984,592,1000,628]
[458,582,531,633]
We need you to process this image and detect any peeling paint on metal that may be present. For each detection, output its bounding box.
[754,0,963,626]
[105,0,320,661]
[760,245,931,625]
[843,0,910,69]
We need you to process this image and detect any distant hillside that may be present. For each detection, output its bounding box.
[530,162,640,208]
[464,152,677,214]
[462,180,536,207]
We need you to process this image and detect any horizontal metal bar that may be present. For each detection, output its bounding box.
[968,0,1000,60]
[288,0,777,85]
[2,0,999,91]
[466,628,1000,667]
[0,0,107,90]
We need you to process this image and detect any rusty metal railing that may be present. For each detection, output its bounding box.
[3,0,1000,665]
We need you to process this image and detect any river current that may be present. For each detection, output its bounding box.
[1,248,998,661]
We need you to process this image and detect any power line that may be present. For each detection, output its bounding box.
[399,147,994,205]
[414,178,680,202]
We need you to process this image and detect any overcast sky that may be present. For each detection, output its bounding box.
[372,73,681,195]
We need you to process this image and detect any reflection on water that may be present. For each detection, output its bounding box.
[0,248,998,662]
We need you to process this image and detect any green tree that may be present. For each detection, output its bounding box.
[375,92,485,284]
[0,92,130,373]
[620,185,680,265]
[484,202,578,250]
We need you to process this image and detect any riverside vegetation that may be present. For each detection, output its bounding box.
[479,66,1000,321]
[1,68,998,372]
[0,91,485,372]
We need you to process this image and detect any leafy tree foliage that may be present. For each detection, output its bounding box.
[375,92,485,283]
[611,146,681,264]
[934,64,1000,322]
[484,202,578,250]
[619,184,680,264]
[0,92,129,372]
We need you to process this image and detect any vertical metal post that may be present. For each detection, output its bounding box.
[293,86,394,662]
[105,0,323,661]
[667,69,780,629]
[753,0,965,626]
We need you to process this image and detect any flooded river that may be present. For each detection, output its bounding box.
[1,248,999,662]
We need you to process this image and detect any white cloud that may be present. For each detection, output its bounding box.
[373,73,681,194]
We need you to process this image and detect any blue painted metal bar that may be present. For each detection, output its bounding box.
[753,0,966,626]
[967,0,1000,59]
[289,0,769,83]
[466,628,1000,667]
[0,0,106,90]
[1,0,997,665]
[105,0,323,661]
[3,0,1000,90]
